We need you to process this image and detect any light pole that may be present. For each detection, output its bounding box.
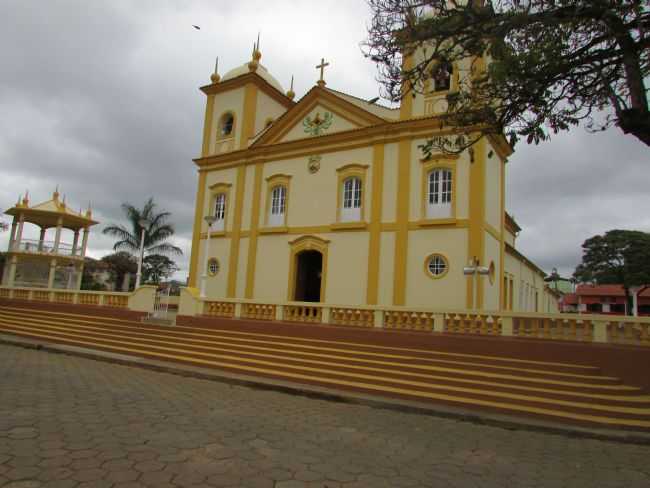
[135,218,149,289]
[200,215,217,298]
[463,257,490,310]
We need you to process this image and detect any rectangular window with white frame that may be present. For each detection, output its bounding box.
[214,193,226,231]
[269,185,286,227]
[427,168,452,218]
[341,177,362,222]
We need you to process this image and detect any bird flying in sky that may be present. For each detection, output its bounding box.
[192,25,200,30]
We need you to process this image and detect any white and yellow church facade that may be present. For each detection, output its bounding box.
[186,47,558,315]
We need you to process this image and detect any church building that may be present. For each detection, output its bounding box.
[187,44,557,313]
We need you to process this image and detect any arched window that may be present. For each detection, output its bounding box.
[219,113,235,137]
[427,168,452,218]
[269,185,286,227]
[341,176,362,222]
[432,61,452,92]
[214,193,226,231]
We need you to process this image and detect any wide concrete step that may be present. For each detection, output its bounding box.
[1,305,650,430]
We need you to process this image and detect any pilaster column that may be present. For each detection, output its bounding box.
[14,213,25,251]
[38,228,46,251]
[47,259,57,289]
[53,217,63,253]
[71,230,80,256]
[8,217,18,251]
[80,228,90,257]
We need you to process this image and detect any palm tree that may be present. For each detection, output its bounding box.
[103,198,183,257]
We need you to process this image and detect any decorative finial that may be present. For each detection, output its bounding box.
[286,75,295,100]
[210,56,221,83]
[248,42,260,71]
[316,58,330,87]
[61,194,66,209]
[53,185,60,200]
[86,201,92,218]
[22,190,29,206]
[16,194,22,207]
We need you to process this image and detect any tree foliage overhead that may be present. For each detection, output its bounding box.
[142,254,179,285]
[103,197,183,257]
[573,229,650,309]
[364,0,650,152]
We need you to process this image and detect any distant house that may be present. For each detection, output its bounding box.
[561,284,650,315]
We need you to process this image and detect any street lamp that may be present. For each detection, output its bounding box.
[463,257,490,310]
[200,215,217,298]
[135,218,149,289]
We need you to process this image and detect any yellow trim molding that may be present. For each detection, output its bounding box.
[366,143,384,305]
[424,253,450,280]
[244,163,264,298]
[287,235,330,302]
[201,95,215,157]
[240,83,258,150]
[393,139,411,305]
[336,163,369,224]
[467,137,486,308]
[226,166,247,297]
[200,71,295,109]
[188,171,207,287]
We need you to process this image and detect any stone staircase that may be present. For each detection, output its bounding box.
[1,303,650,431]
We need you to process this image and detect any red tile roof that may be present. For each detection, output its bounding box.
[575,284,650,297]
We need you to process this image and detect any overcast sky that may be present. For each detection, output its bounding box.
[1,0,648,281]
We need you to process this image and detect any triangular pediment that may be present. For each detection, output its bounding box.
[253,86,386,147]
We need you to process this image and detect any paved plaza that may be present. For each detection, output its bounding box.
[0,344,649,488]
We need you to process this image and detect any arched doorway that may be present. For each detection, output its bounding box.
[294,250,322,302]
[287,235,329,303]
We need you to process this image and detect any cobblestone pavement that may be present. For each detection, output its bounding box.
[1,345,649,488]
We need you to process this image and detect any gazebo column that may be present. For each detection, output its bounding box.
[75,262,84,290]
[7,216,18,251]
[80,227,90,257]
[71,230,80,256]
[53,217,63,254]
[38,228,46,252]
[2,256,18,287]
[13,213,25,251]
[47,259,57,289]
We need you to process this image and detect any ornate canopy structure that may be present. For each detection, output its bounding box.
[2,189,99,290]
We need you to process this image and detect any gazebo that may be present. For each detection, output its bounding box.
[2,189,98,290]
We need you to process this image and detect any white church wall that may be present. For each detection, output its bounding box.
[254,93,288,136]
[377,232,395,306]
[325,232,369,306]
[203,237,231,298]
[210,89,245,154]
[404,227,468,308]
[205,166,238,232]
[253,234,293,302]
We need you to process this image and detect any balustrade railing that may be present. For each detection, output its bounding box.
[4,284,650,348]
[12,239,79,257]
[0,286,131,309]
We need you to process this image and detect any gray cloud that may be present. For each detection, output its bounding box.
[1,0,649,281]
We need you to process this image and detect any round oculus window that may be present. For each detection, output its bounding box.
[426,254,448,278]
[207,258,220,276]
